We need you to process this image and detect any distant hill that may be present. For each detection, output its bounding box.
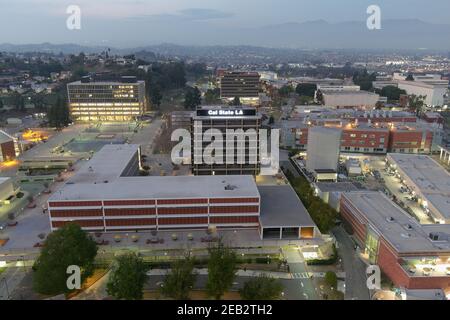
[1,19,450,53]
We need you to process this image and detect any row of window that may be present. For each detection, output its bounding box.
[52,215,260,228]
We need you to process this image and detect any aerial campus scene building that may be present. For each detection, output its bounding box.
[0,0,450,308]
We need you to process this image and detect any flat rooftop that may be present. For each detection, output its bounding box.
[343,191,450,254]
[387,154,450,220]
[68,144,140,184]
[50,144,260,201]
[322,91,379,96]
[50,175,260,201]
[68,80,144,86]
[258,185,316,228]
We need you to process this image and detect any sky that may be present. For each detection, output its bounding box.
[1,0,450,48]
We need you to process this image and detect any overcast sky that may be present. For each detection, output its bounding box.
[1,0,449,47]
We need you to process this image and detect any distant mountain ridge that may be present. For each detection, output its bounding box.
[1,19,450,53]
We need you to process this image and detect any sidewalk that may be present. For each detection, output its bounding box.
[147,268,293,279]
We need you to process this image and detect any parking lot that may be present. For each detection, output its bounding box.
[369,158,434,224]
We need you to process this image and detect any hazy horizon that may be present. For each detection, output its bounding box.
[1,0,450,49]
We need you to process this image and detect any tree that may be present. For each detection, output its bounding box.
[316,89,324,104]
[160,256,197,300]
[32,223,97,295]
[149,85,163,109]
[0,99,3,109]
[107,253,147,300]
[409,94,427,116]
[231,96,241,106]
[278,85,293,97]
[47,96,70,128]
[268,115,275,125]
[325,271,338,289]
[239,274,283,300]
[184,87,202,110]
[405,74,415,81]
[206,240,237,299]
[380,86,406,101]
[353,69,377,91]
[204,88,220,104]
[32,93,45,110]
[295,83,317,98]
[12,92,25,111]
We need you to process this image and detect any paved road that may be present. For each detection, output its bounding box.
[332,226,370,300]
[0,266,28,300]
[282,247,317,300]
[130,118,163,156]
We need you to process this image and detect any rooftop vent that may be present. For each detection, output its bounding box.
[401,233,411,238]
[404,224,413,230]
[386,217,395,222]
[224,184,237,191]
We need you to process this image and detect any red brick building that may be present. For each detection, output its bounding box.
[0,130,17,162]
[48,144,320,240]
[341,191,450,292]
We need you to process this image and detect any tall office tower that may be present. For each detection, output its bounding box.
[306,126,342,182]
[67,76,146,122]
[219,71,261,106]
[191,106,262,176]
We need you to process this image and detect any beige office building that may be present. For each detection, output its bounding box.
[67,77,146,122]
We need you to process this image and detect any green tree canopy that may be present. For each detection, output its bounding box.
[32,223,97,295]
[353,69,377,91]
[204,88,220,104]
[325,271,338,289]
[206,240,237,300]
[380,86,406,101]
[107,253,147,300]
[239,274,283,300]
[160,256,197,300]
[184,86,202,110]
[409,94,427,116]
[47,95,70,128]
[278,85,294,97]
[295,83,317,98]
[149,85,163,109]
